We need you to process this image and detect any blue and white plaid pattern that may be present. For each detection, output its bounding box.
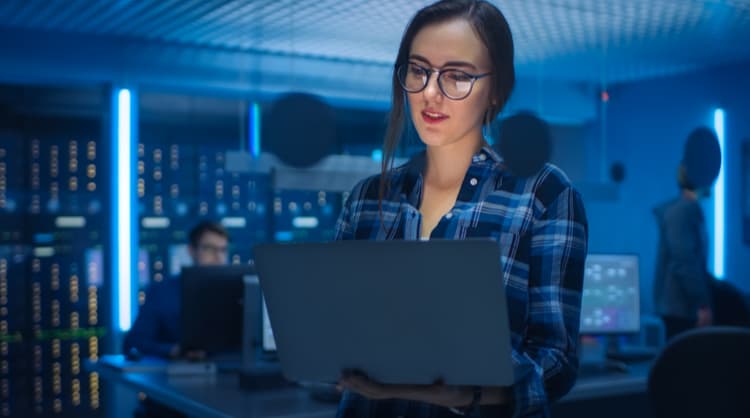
[335,145,588,418]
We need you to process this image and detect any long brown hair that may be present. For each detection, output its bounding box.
[378,0,515,210]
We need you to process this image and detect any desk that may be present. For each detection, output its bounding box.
[554,362,652,418]
[88,356,338,418]
[561,362,649,402]
[91,356,650,418]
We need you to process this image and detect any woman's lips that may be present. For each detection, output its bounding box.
[421,110,448,124]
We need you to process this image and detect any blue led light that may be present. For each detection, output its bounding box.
[251,102,261,158]
[114,88,135,331]
[712,108,725,280]
[274,231,294,242]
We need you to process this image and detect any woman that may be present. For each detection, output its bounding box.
[335,0,588,417]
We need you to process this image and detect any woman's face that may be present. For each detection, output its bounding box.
[407,18,494,150]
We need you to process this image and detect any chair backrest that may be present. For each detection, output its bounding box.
[648,326,750,418]
[710,279,750,327]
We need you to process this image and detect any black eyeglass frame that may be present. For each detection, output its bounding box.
[396,62,492,100]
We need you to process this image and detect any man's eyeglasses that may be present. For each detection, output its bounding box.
[396,62,492,100]
[198,244,228,255]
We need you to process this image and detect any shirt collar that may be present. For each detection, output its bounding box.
[475,143,503,165]
[400,143,503,205]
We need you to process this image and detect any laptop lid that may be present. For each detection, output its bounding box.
[180,265,252,355]
[255,239,514,386]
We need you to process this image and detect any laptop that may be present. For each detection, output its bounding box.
[254,239,514,386]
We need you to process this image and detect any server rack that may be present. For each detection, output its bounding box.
[0,85,109,418]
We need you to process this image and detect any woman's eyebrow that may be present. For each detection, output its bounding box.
[409,54,478,70]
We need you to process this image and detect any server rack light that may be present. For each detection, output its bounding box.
[712,108,725,280]
[112,88,137,331]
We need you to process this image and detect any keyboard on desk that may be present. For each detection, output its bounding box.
[607,345,658,363]
[577,361,630,379]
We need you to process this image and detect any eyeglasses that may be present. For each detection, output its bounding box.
[396,62,492,100]
[198,244,228,255]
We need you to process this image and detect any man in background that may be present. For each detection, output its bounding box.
[653,164,713,340]
[124,220,229,357]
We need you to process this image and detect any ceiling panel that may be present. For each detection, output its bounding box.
[0,0,748,83]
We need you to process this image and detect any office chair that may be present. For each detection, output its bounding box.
[710,279,750,327]
[648,326,750,418]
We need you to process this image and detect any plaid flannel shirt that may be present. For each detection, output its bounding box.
[334,145,588,418]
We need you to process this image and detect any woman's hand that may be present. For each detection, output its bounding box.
[337,372,472,408]
[696,307,713,327]
[337,372,393,400]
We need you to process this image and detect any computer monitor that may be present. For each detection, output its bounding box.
[579,254,640,335]
[240,277,277,356]
[261,298,277,352]
[180,265,255,355]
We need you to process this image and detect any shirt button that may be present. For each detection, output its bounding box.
[479,154,487,161]
[469,178,478,186]
[445,212,453,219]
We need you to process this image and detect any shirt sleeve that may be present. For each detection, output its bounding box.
[335,177,370,241]
[122,284,176,358]
[511,186,588,417]
[335,193,355,241]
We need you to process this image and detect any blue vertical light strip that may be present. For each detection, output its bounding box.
[250,102,261,159]
[712,108,725,279]
[113,88,137,331]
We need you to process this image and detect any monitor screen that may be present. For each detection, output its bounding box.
[579,254,640,334]
[261,297,277,352]
[180,265,254,354]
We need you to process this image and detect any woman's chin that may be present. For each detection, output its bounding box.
[415,130,450,148]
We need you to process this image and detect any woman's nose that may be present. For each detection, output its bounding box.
[422,72,443,101]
